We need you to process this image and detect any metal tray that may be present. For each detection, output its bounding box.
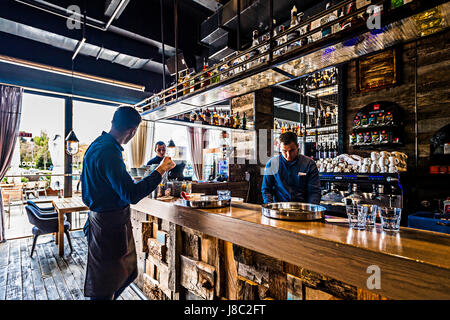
[261,202,326,221]
[182,195,231,209]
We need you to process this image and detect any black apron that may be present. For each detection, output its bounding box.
[84,206,137,297]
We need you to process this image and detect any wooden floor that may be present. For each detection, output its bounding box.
[0,230,141,300]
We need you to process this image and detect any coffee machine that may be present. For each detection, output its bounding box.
[319,172,404,217]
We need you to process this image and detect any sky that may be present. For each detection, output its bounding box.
[20,92,117,145]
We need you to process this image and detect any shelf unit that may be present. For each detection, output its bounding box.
[133,1,446,122]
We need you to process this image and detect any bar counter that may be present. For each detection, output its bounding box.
[131,198,450,300]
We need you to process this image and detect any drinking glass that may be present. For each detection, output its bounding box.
[380,207,402,231]
[366,205,378,228]
[346,204,365,230]
[217,190,231,201]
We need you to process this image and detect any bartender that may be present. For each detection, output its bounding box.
[146,141,166,165]
[146,140,186,181]
[261,131,321,204]
[81,106,175,300]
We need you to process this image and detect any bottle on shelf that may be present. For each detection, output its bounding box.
[200,58,211,89]
[324,142,329,159]
[204,108,211,125]
[235,112,241,129]
[315,143,321,160]
[181,70,190,96]
[229,112,235,128]
[242,112,247,130]
[218,111,225,127]
[212,107,219,126]
[247,30,260,69]
[190,110,197,122]
[224,112,230,127]
[340,1,357,30]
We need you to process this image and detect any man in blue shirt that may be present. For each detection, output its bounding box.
[262,131,321,204]
[146,141,166,165]
[81,106,175,300]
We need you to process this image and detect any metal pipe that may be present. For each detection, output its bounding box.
[174,0,179,94]
[160,0,166,90]
[237,0,241,51]
[104,0,127,31]
[269,0,273,62]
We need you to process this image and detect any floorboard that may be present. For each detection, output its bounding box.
[0,232,143,300]
[19,239,35,300]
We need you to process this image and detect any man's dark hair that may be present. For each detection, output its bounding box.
[155,141,166,148]
[279,131,298,145]
[112,106,142,131]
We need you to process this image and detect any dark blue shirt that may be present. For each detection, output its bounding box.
[261,154,321,204]
[81,132,162,212]
[146,156,163,166]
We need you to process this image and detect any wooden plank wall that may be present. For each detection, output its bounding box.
[134,210,388,300]
[345,30,450,170]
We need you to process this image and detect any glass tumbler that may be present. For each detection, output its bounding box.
[217,190,231,201]
[366,204,378,228]
[346,204,365,230]
[380,207,402,231]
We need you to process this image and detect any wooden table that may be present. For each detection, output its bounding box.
[52,197,89,256]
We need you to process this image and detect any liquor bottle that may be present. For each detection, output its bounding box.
[248,30,260,69]
[287,6,299,51]
[200,58,211,88]
[296,124,300,136]
[325,106,331,125]
[229,113,235,128]
[218,111,225,127]
[318,143,324,159]
[212,107,219,126]
[235,112,241,129]
[190,110,197,122]
[340,1,357,30]
[324,142,329,159]
[316,111,321,127]
[391,0,403,9]
[181,70,189,95]
[224,112,230,127]
[328,142,334,159]
[204,108,211,125]
[315,143,321,160]
[242,112,247,130]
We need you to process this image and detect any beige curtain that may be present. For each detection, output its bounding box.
[126,121,153,168]
[187,127,208,180]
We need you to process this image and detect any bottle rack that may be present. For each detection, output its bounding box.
[349,101,404,148]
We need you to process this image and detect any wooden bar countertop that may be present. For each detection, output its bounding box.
[132,198,450,300]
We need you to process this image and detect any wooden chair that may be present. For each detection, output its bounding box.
[24,182,37,200]
[35,181,48,198]
[4,187,24,218]
[1,191,11,229]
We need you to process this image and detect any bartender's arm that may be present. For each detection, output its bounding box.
[261,159,275,204]
[101,154,175,205]
[306,161,321,205]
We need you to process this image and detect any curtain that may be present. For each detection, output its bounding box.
[125,121,154,168]
[0,86,23,243]
[187,127,208,180]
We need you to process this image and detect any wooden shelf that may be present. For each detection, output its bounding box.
[351,142,404,149]
[159,118,252,132]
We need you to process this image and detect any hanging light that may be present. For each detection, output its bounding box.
[167,139,176,158]
[65,130,79,155]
